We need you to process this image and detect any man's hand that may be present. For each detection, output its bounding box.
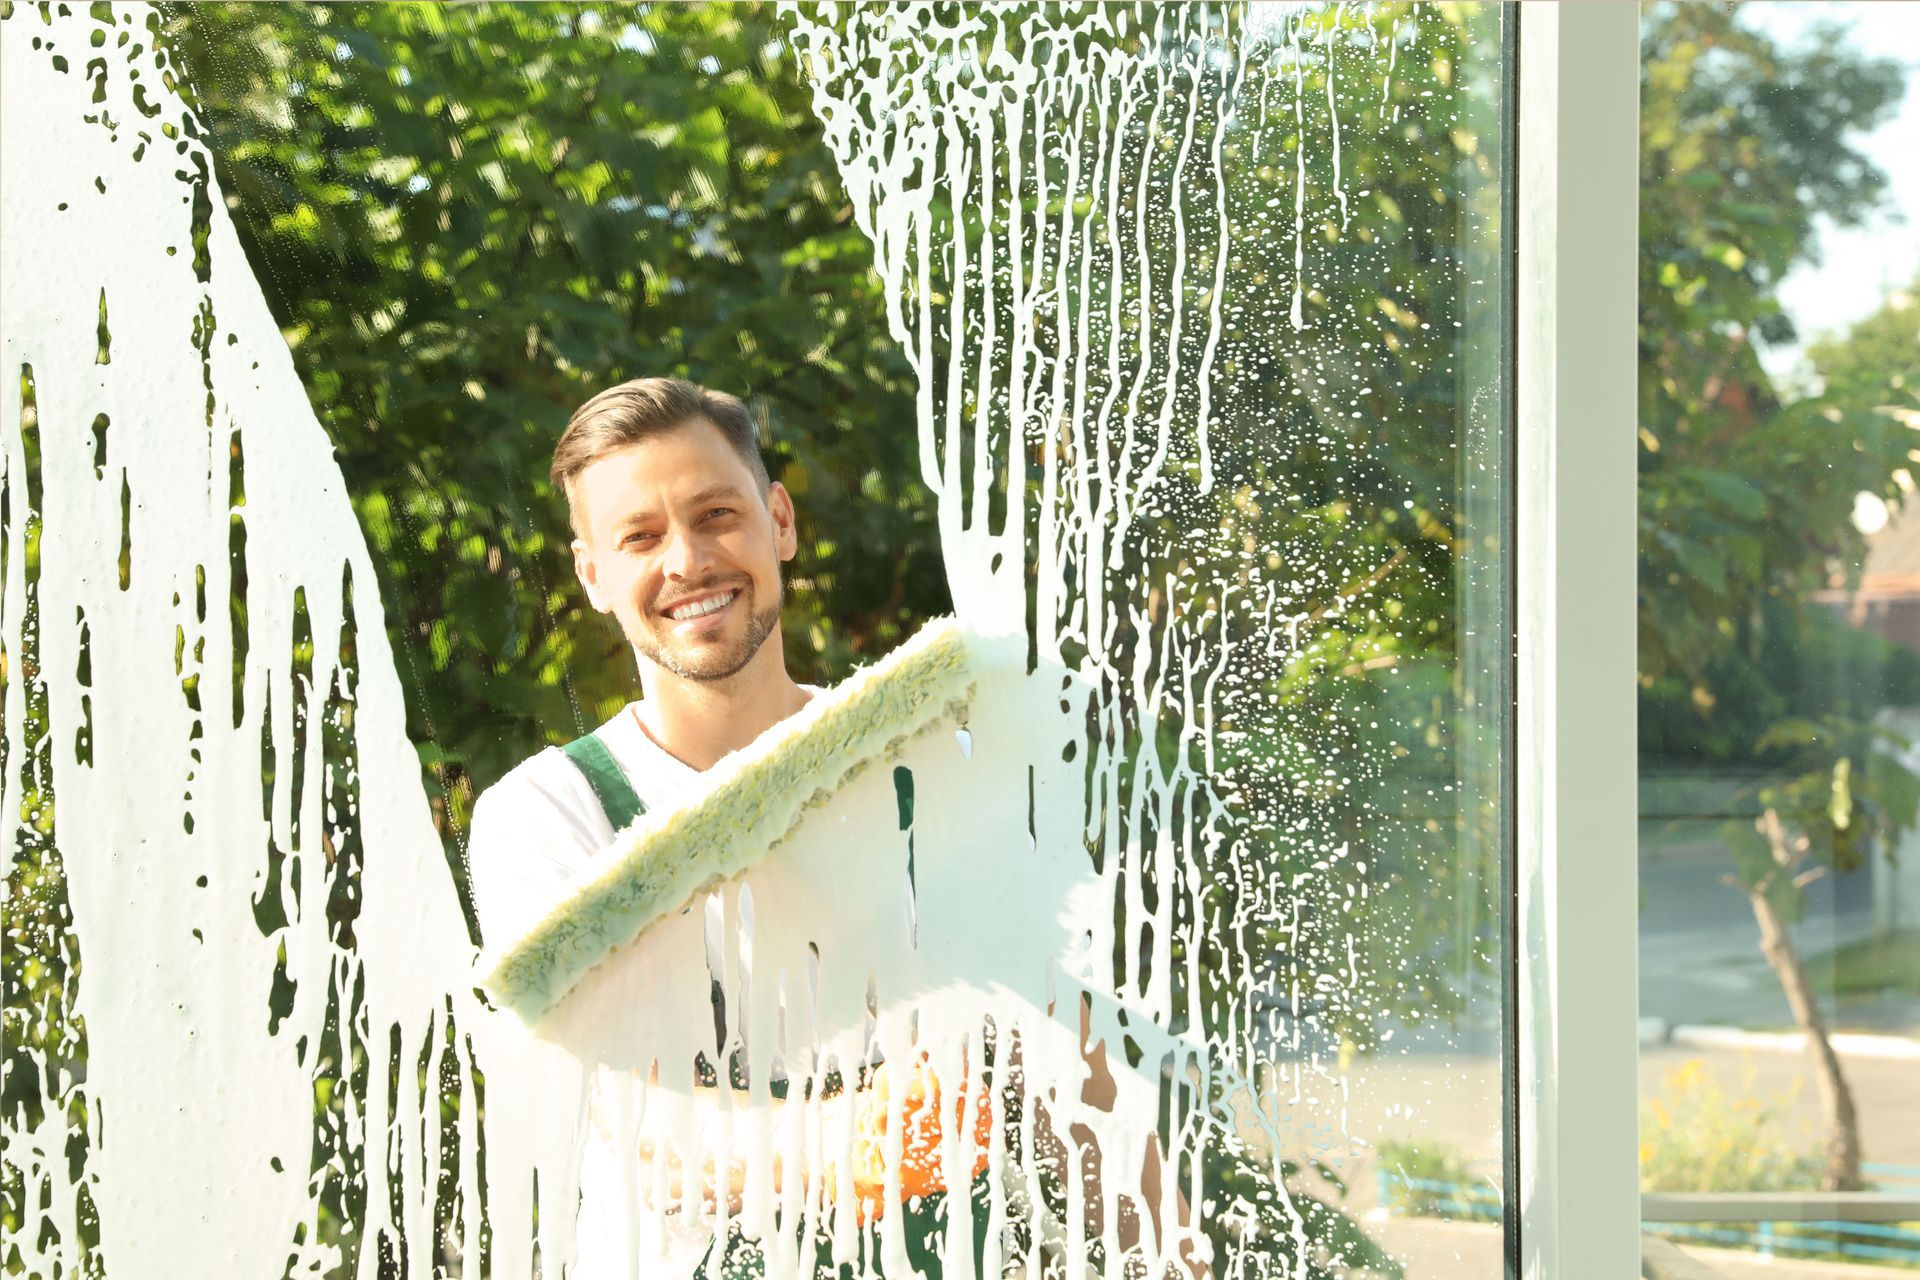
[620,1055,991,1226]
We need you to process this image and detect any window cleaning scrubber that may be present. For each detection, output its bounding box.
[476,615,1019,1024]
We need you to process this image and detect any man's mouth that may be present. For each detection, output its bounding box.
[663,588,740,623]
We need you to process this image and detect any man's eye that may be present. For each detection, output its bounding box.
[623,531,657,547]
[707,507,734,520]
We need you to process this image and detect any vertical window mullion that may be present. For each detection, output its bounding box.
[1514,5,1643,1278]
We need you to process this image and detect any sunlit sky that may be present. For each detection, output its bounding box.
[1738,1,1920,383]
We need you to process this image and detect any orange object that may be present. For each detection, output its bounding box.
[844,1057,995,1221]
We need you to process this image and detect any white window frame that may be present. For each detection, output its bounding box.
[1514,5,1644,1279]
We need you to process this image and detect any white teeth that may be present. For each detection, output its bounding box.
[668,590,737,621]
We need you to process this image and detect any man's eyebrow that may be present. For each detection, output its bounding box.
[687,482,748,507]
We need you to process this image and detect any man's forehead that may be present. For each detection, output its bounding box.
[577,449,753,522]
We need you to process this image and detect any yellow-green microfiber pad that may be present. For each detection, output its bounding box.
[476,615,1016,1024]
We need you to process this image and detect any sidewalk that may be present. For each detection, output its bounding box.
[1644,1020,1920,1061]
[1342,1219,1898,1279]
[1651,1235,1910,1279]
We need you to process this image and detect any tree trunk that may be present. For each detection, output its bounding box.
[1744,839,1865,1192]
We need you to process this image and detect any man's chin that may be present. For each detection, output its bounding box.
[640,642,742,681]
[667,650,751,681]
[633,628,753,682]
[628,599,781,683]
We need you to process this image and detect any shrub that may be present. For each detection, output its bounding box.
[1376,1138,1500,1222]
[1639,1058,1823,1193]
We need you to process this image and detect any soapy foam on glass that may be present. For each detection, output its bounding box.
[0,5,1487,1278]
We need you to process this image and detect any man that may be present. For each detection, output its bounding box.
[467,376,1198,1276]
[467,376,821,951]
[467,375,840,1275]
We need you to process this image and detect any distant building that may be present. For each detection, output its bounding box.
[1822,485,1920,654]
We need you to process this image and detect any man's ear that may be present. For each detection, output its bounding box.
[572,537,611,613]
[767,481,799,562]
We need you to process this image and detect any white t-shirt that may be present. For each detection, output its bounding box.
[466,687,824,951]
[466,688,825,1278]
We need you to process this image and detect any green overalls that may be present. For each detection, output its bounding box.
[558,730,992,1279]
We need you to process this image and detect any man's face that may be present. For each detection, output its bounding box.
[569,419,796,684]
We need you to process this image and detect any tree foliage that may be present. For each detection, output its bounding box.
[159,0,953,895]
[1638,1,1915,812]
[155,0,1512,1044]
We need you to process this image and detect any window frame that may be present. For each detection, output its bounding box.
[1512,5,1644,1279]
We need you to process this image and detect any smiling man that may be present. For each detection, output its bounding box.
[466,375,822,954]
[462,376,833,1277]
[463,377,1191,1277]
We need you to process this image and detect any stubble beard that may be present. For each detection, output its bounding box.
[631,578,783,683]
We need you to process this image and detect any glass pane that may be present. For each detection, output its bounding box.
[2,3,1509,1276]
[1638,1,1920,1273]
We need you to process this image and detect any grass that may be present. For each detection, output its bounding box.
[1806,928,1920,998]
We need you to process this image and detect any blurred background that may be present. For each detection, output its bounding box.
[1634,2,1920,1275]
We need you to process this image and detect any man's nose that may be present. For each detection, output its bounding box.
[662,525,716,579]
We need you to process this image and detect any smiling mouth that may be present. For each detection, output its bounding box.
[663,588,740,623]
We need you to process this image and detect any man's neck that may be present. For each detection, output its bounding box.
[633,647,813,773]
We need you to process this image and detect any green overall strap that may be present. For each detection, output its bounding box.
[559,732,647,833]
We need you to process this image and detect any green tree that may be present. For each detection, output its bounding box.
[158,0,953,916]
[1808,276,1920,429]
[1638,1,1913,1191]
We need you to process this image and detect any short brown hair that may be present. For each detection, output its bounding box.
[551,377,771,536]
